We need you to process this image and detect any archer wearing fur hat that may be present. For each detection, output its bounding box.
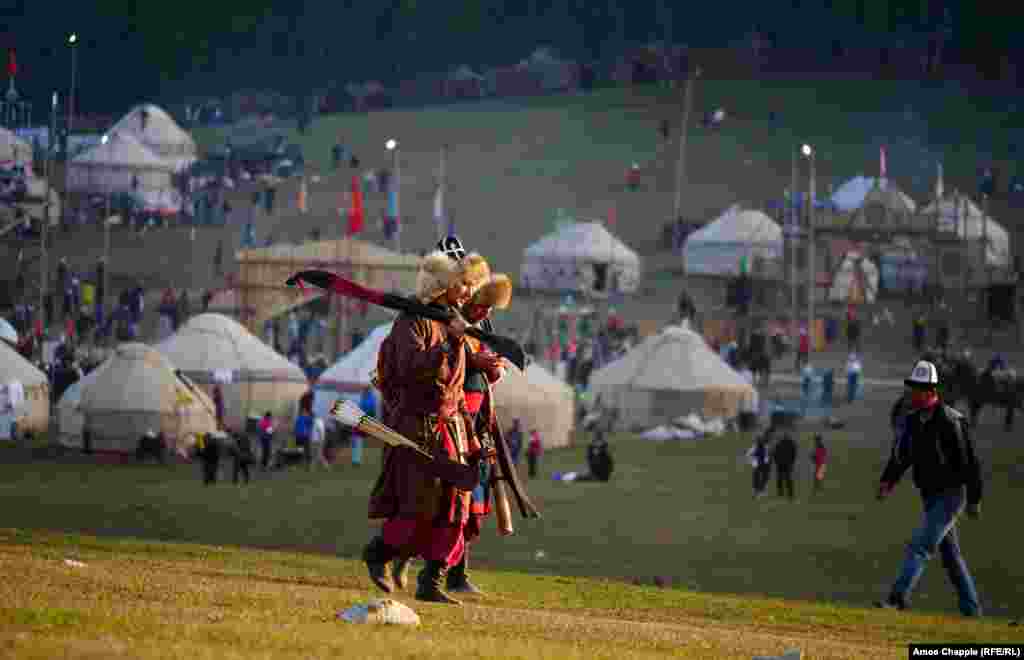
[363,249,492,605]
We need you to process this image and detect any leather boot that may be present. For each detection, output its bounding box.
[415,560,461,605]
[446,551,484,595]
[392,556,413,590]
[362,536,397,594]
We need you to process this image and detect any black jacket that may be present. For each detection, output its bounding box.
[881,404,983,505]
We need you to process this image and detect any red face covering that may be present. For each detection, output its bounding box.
[910,388,940,410]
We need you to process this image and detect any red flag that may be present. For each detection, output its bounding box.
[6,49,16,77]
[347,175,364,235]
[880,146,887,179]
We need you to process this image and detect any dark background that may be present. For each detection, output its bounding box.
[2,0,1023,116]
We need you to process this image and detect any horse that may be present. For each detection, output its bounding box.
[928,351,1024,431]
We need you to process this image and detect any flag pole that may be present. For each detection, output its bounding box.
[438,144,447,239]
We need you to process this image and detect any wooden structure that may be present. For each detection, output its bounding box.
[233,238,421,335]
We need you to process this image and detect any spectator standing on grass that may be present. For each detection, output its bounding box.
[876,360,983,616]
[811,434,828,494]
[232,430,254,484]
[310,412,329,470]
[527,430,543,479]
[258,411,275,470]
[507,418,523,465]
[772,430,798,501]
[294,406,314,470]
[747,431,772,498]
[846,353,863,404]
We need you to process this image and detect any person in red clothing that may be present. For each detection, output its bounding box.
[796,324,810,371]
[812,434,828,494]
[527,430,543,479]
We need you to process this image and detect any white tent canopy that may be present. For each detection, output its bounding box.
[0,341,50,438]
[590,321,756,430]
[78,343,217,452]
[56,359,110,447]
[829,251,880,304]
[108,104,197,170]
[0,127,32,163]
[315,322,575,448]
[522,221,641,294]
[920,195,1011,267]
[683,205,782,276]
[155,313,309,429]
[66,132,176,194]
[0,318,18,344]
[831,176,917,214]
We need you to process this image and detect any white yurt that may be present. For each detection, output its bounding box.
[492,362,575,449]
[65,132,176,194]
[315,322,575,448]
[828,251,880,304]
[590,321,756,430]
[154,313,309,429]
[313,322,394,418]
[683,205,782,276]
[919,194,1011,268]
[0,126,33,164]
[108,104,197,170]
[77,343,217,452]
[522,221,641,295]
[0,342,50,440]
[0,318,19,345]
[831,175,918,215]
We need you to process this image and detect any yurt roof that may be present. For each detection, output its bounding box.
[524,221,640,265]
[155,313,308,384]
[78,342,214,414]
[590,322,754,393]
[71,132,174,171]
[316,322,393,392]
[108,104,196,152]
[0,127,32,162]
[686,205,781,245]
[0,341,47,386]
[831,176,917,213]
[236,238,420,267]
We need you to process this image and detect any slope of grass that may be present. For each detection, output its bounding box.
[0,528,1017,660]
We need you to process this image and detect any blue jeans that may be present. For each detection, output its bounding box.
[891,490,981,616]
[351,434,363,466]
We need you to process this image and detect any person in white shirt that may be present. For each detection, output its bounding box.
[309,415,330,470]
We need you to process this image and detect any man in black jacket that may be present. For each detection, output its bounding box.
[772,431,798,500]
[876,360,983,616]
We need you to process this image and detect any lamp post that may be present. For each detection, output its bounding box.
[672,66,700,224]
[67,34,77,141]
[385,138,400,252]
[801,144,816,349]
[40,91,58,356]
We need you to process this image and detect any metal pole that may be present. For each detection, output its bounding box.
[790,149,797,338]
[393,146,401,253]
[807,154,816,354]
[438,144,446,240]
[672,66,699,223]
[983,193,991,343]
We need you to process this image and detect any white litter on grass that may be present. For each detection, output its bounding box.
[63,559,87,568]
[337,599,420,626]
[753,650,801,660]
[534,550,547,560]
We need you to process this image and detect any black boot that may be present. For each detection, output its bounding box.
[446,551,484,595]
[362,536,397,594]
[392,556,413,590]
[415,560,461,605]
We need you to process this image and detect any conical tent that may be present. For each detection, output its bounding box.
[522,221,641,294]
[683,205,782,276]
[66,132,176,194]
[78,342,217,452]
[314,322,575,448]
[919,195,1010,268]
[154,313,309,429]
[590,321,756,430]
[0,127,32,163]
[831,176,917,214]
[0,342,50,439]
[108,104,197,170]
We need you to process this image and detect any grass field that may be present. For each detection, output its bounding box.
[1,382,1021,657]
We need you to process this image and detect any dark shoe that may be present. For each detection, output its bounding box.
[874,593,907,611]
[392,556,413,590]
[446,555,484,595]
[362,537,396,594]
[415,560,461,605]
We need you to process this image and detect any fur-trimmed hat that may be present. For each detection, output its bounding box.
[415,250,462,302]
[459,253,491,296]
[470,273,512,310]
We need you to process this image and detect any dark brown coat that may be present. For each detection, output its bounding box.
[369,311,479,525]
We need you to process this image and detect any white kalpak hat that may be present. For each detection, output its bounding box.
[905,360,939,388]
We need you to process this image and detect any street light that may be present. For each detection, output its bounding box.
[385,139,400,251]
[801,144,817,348]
